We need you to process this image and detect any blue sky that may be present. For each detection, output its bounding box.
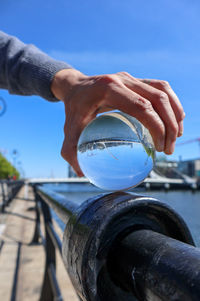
[0,0,200,178]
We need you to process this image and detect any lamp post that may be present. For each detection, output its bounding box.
[11,149,19,179]
[12,149,19,168]
[17,161,25,179]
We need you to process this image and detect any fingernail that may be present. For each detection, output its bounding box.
[166,141,176,155]
[170,141,176,154]
[178,120,184,137]
[156,140,165,152]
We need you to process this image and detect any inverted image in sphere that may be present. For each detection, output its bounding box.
[78,112,155,191]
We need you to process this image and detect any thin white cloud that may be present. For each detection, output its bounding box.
[49,49,200,75]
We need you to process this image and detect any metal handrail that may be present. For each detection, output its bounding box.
[32,186,65,301]
[32,184,200,301]
[0,180,24,212]
[108,229,200,301]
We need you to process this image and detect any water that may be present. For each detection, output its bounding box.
[78,139,154,190]
[45,183,200,247]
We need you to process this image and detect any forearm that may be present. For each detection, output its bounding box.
[0,31,71,101]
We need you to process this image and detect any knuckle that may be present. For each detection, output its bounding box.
[97,74,115,85]
[95,74,119,94]
[178,109,185,121]
[137,98,153,113]
[97,74,129,103]
[169,123,179,138]
[117,71,137,82]
[61,148,66,159]
[61,146,70,161]
[171,119,179,132]
[160,80,170,89]
[157,122,165,137]
[118,71,131,77]
[93,75,114,100]
[158,92,169,104]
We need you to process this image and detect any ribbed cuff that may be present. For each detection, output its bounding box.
[19,45,72,102]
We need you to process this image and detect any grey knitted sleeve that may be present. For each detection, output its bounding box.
[0,31,72,102]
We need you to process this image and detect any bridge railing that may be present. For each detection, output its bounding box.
[32,183,200,301]
[0,180,24,212]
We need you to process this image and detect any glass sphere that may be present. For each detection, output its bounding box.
[77,111,155,191]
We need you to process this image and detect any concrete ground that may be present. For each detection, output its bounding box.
[0,185,78,301]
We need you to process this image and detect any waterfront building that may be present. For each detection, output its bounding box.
[68,165,78,178]
[178,158,200,179]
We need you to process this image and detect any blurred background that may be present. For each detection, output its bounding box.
[0,0,200,178]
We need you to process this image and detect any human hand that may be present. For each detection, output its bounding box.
[51,69,185,176]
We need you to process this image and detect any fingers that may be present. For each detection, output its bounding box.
[104,83,166,152]
[61,138,84,177]
[60,72,184,175]
[116,73,178,154]
[61,104,85,177]
[61,98,97,177]
[139,78,185,137]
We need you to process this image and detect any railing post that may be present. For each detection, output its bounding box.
[0,181,6,212]
[39,194,56,301]
[1,180,24,211]
[7,181,12,203]
[30,186,40,244]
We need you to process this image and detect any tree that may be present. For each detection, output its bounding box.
[0,153,20,179]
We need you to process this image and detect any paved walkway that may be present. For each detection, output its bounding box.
[0,185,78,301]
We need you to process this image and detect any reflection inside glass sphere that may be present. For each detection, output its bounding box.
[78,112,155,191]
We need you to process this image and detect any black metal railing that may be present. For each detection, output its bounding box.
[0,180,24,212]
[32,186,66,301]
[32,184,200,301]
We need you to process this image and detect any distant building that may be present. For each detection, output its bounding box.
[155,160,178,168]
[155,160,180,179]
[68,165,78,178]
[178,158,200,178]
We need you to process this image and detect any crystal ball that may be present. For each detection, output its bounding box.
[77,111,155,191]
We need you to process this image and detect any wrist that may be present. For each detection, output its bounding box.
[51,68,86,101]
